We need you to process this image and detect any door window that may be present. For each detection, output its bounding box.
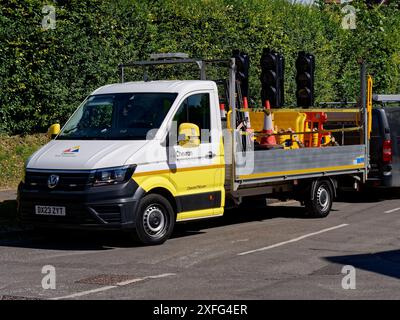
[173,93,211,143]
[371,113,381,137]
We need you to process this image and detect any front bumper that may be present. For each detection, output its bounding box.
[17,179,144,230]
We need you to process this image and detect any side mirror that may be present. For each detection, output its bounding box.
[178,123,200,148]
[48,123,61,139]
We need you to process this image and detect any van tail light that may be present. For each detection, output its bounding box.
[383,140,392,164]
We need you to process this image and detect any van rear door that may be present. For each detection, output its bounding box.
[383,107,400,186]
[370,109,385,169]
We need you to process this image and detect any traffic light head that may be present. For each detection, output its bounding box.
[296,51,315,107]
[260,49,278,69]
[232,50,250,98]
[260,48,284,108]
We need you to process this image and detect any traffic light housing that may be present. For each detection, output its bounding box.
[260,48,284,108]
[296,51,315,108]
[232,50,250,98]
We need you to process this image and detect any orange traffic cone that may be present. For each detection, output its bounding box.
[260,100,277,147]
[219,103,226,119]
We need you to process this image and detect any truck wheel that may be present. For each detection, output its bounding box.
[133,194,175,245]
[305,180,333,218]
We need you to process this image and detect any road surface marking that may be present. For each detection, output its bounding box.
[51,273,176,300]
[116,273,176,286]
[237,224,349,256]
[51,286,117,299]
[231,239,249,244]
[384,207,400,214]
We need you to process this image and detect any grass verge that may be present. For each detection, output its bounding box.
[0,134,49,190]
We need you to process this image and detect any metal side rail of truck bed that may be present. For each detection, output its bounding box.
[234,145,366,185]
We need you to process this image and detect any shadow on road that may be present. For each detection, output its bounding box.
[0,187,399,250]
[325,249,400,280]
[0,202,307,250]
[0,199,17,221]
[0,228,123,251]
[172,203,307,239]
[336,188,400,203]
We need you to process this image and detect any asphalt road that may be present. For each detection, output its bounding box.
[1,191,400,300]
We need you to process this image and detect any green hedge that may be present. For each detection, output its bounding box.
[0,134,49,189]
[0,0,399,134]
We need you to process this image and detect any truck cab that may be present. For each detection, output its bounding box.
[18,80,226,245]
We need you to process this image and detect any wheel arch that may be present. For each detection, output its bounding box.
[310,177,337,200]
[145,187,178,216]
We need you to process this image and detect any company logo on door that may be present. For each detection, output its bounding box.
[176,150,192,158]
[60,146,80,157]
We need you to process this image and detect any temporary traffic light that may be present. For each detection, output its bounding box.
[260,48,284,108]
[232,49,250,98]
[296,51,315,108]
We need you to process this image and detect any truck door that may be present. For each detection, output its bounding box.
[170,92,224,221]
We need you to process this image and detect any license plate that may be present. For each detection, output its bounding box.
[35,205,66,216]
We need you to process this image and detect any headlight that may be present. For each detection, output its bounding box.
[89,164,137,187]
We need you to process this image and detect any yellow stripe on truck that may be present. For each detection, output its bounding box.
[133,164,225,177]
[238,164,365,180]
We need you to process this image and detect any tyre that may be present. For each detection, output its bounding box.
[132,193,175,245]
[305,180,333,218]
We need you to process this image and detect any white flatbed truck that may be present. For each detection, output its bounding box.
[18,56,370,245]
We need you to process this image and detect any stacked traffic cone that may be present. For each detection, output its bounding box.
[243,97,251,129]
[260,100,277,147]
[242,96,256,145]
[219,103,226,119]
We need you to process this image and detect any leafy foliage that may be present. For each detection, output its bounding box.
[0,0,399,134]
[0,133,49,189]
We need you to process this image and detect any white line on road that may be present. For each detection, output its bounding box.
[237,224,349,256]
[116,273,176,286]
[51,286,117,300]
[51,273,176,300]
[384,207,400,214]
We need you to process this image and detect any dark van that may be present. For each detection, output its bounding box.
[368,95,400,187]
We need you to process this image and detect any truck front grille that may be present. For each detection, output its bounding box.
[25,170,92,191]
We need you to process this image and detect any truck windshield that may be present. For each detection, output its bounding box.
[57,93,177,140]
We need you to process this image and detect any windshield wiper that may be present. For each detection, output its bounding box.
[62,125,79,134]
